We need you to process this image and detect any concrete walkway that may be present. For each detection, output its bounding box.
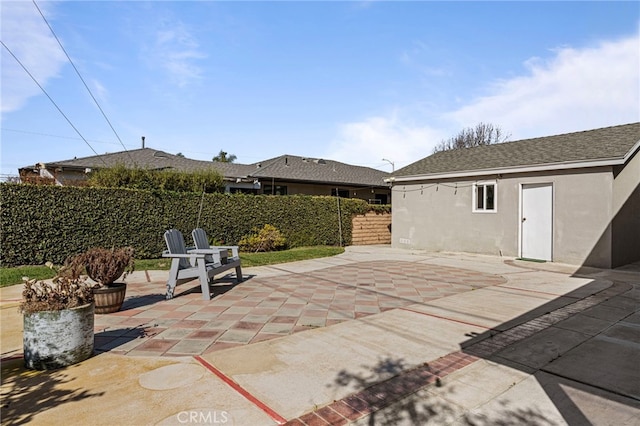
[1,246,638,425]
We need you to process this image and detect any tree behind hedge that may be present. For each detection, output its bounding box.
[433,123,510,153]
[87,164,224,193]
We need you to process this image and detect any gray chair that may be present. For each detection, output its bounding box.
[191,227,241,267]
[162,229,242,300]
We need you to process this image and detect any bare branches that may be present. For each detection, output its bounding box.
[433,123,510,153]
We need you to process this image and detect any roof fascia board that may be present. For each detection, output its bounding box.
[42,163,87,171]
[256,176,387,188]
[388,156,632,183]
[623,139,640,162]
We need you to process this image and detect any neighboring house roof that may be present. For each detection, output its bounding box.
[393,122,640,181]
[248,155,389,187]
[24,148,254,176]
[21,149,389,187]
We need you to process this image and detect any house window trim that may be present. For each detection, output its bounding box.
[472,181,497,213]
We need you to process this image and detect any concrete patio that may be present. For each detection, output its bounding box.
[1,246,638,425]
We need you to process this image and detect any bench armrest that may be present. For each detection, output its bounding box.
[187,249,221,254]
[162,252,206,259]
[209,246,240,258]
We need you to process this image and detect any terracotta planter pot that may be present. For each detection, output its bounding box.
[23,303,94,370]
[93,282,127,314]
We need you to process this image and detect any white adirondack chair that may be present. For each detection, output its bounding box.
[162,229,242,301]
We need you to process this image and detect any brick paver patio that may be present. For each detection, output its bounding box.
[94,261,507,357]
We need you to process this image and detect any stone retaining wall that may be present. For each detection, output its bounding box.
[351,212,391,245]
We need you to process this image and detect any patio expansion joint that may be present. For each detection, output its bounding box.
[463,280,631,357]
[399,306,493,330]
[538,350,640,403]
[285,280,633,425]
[193,355,288,425]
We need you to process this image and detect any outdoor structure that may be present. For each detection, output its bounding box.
[351,212,392,245]
[18,149,390,203]
[389,122,640,269]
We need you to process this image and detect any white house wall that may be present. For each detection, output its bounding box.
[391,167,615,268]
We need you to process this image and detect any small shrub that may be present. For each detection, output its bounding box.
[239,224,287,252]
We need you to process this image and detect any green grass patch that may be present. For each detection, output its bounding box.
[0,265,57,288]
[0,246,345,287]
[134,258,172,271]
[240,246,344,267]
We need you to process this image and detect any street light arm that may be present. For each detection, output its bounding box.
[381,158,395,172]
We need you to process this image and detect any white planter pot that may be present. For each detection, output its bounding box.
[23,303,94,370]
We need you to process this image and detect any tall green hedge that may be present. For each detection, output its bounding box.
[0,184,375,266]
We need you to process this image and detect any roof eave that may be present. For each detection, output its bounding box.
[254,176,388,187]
[388,136,640,184]
[38,163,89,172]
[387,155,633,184]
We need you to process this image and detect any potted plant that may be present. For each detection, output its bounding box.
[21,262,95,370]
[70,247,134,314]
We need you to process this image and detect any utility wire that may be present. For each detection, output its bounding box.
[2,127,122,145]
[1,40,107,165]
[32,0,135,165]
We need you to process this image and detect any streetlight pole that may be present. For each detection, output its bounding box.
[382,158,395,172]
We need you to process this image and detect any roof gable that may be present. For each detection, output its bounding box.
[395,122,640,179]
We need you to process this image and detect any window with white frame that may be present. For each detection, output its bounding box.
[473,181,496,212]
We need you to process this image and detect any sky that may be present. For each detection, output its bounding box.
[1,1,639,177]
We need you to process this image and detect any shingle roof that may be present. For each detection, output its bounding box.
[24,149,389,187]
[248,155,389,186]
[394,122,640,178]
[31,148,253,176]
[22,148,258,180]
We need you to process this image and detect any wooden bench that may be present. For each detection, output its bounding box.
[163,229,243,300]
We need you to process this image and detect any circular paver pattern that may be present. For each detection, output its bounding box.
[95,261,507,357]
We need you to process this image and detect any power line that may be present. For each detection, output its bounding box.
[31,0,136,165]
[1,128,122,145]
[0,40,107,165]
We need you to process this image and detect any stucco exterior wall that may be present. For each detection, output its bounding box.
[550,168,613,267]
[611,150,640,267]
[263,180,390,203]
[41,168,88,186]
[391,167,615,267]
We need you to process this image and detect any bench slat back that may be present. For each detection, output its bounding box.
[164,229,191,269]
[192,228,210,250]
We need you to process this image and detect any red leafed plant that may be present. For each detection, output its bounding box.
[69,247,135,288]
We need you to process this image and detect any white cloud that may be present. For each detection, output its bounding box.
[326,111,447,171]
[0,1,66,115]
[150,22,207,88]
[91,79,108,103]
[447,31,640,139]
[327,31,640,169]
